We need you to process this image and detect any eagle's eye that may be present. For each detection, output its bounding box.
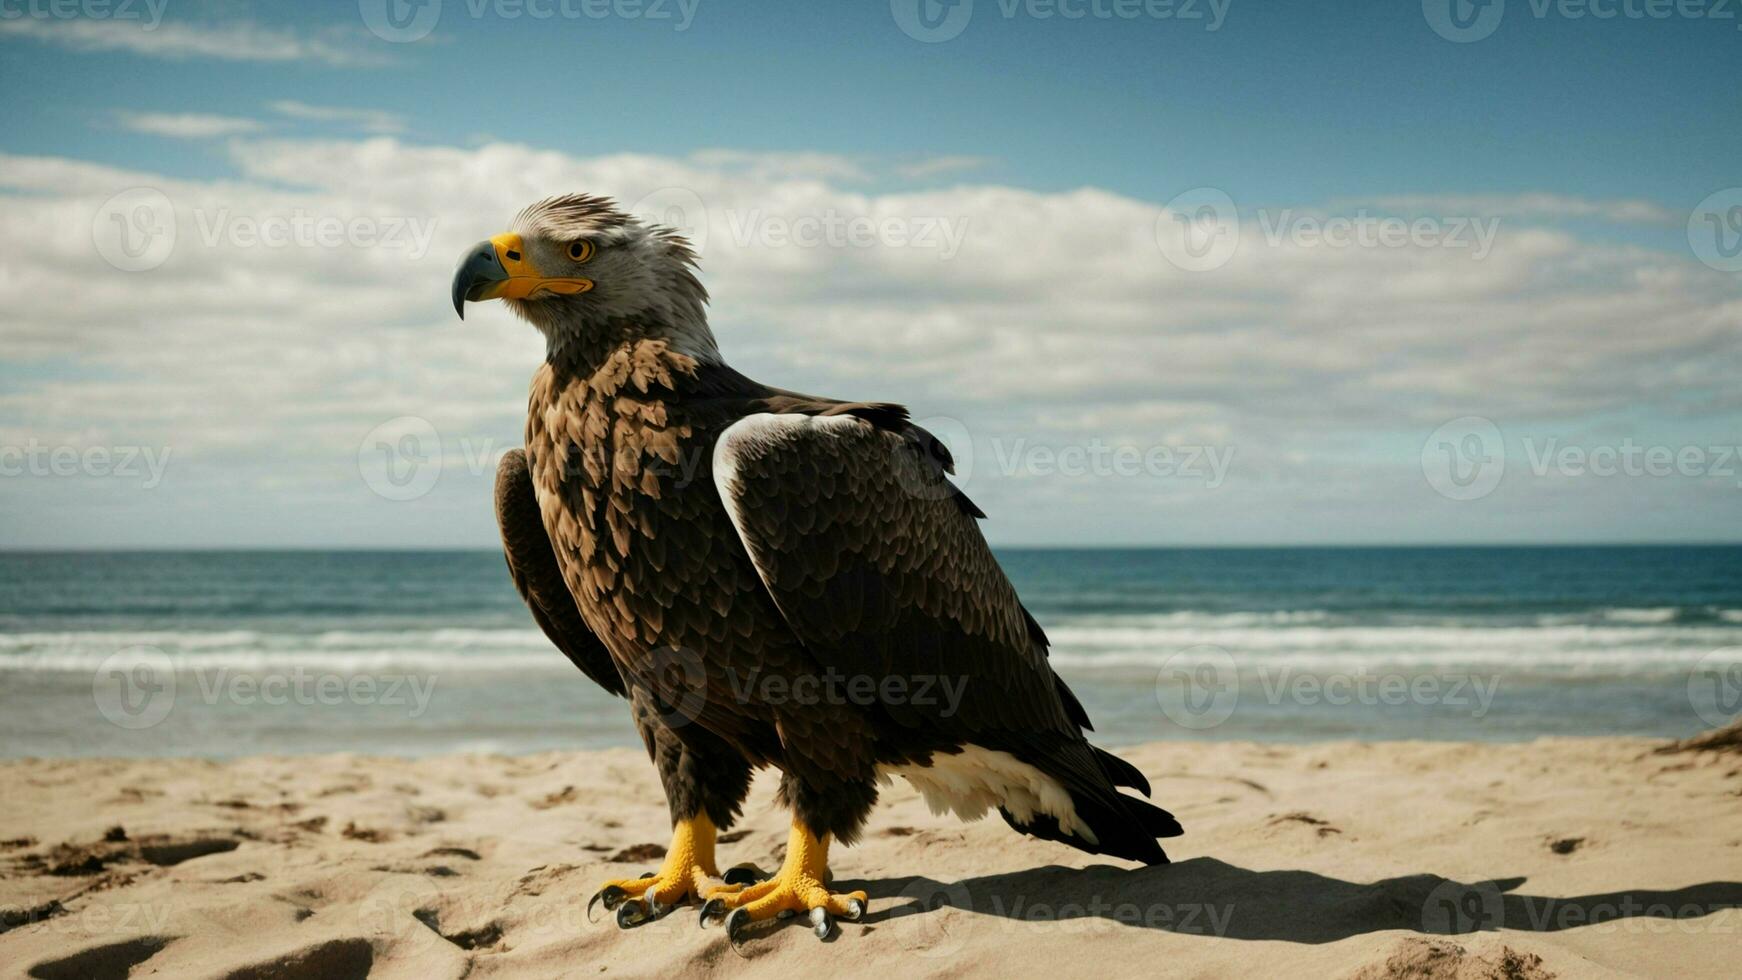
[566,240,595,263]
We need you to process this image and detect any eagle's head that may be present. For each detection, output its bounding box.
[451,194,712,357]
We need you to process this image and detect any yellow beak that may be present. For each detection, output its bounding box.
[451,233,593,319]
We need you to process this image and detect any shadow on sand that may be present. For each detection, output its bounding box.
[840,858,1742,943]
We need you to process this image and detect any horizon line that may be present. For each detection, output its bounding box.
[3,541,1740,555]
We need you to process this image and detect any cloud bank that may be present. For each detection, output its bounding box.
[1,138,1738,547]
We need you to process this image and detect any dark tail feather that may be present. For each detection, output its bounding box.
[1093,745,1152,797]
[998,742,1183,866]
[1126,795,1184,839]
[998,790,1178,865]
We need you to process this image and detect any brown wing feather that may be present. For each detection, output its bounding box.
[496,448,625,697]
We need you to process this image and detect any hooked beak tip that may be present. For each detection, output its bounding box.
[452,238,508,321]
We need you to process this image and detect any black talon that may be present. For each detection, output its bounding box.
[588,884,628,923]
[810,906,833,940]
[722,864,765,886]
[725,907,755,954]
[699,897,728,928]
[616,898,650,929]
[639,871,657,879]
[843,897,866,921]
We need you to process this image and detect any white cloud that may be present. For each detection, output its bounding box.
[268,101,405,135]
[0,17,389,67]
[0,139,1737,547]
[116,111,264,138]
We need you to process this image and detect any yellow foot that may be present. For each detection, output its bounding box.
[698,820,868,942]
[589,812,742,928]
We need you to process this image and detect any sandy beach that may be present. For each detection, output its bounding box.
[2,730,1738,979]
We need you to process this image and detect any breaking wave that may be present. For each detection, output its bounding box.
[3,608,1737,678]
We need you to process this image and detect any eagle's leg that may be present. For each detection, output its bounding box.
[589,810,730,925]
[698,762,875,941]
[591,691,754,927]
[697,818,868,940]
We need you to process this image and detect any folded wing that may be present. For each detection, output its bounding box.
[496,448,625,697]
[711,410,1179,863]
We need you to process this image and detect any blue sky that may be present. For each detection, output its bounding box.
[1,0,1739,547]
[6,1,1739,208]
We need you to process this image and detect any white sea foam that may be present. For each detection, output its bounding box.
[2,615,1736,677]
[0,628,566,674]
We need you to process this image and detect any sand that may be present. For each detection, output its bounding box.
[2,732,1739,979]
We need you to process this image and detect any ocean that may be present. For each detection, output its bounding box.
[2,547,1739,758]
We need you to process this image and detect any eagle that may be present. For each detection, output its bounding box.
[452,194,1181,944]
